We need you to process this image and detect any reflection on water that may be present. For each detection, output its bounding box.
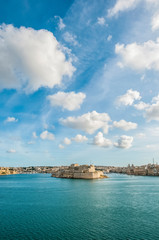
[0,173,159,240]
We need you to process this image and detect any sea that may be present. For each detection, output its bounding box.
[0,173,159,240]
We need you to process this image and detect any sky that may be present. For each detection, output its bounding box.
[1,0,159,167]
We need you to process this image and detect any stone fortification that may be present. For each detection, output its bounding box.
[51,164,107,179]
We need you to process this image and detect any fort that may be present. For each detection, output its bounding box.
[51,164,107,179]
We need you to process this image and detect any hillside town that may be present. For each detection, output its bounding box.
[0,167,18,175]
[96,163,159,176]
[0,166,58,175]
[1,163,159,176]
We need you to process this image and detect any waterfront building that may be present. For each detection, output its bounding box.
[52,164,106,179]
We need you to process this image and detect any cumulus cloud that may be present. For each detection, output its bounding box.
[116,89,141,106]
[63,137,71,145]
[145,94,159,121]
[60,111,111,134]
[108,0,158,17]
[47,91,86,111]
[40,131,55,141]
[145,101,159,121]
[63,32,78,46]
[152,94,159,103]
[5,117,18,123]
[93,132,112,148]
[115,39,159,71]
[72,134,88,142]
[7,149,16,153]
[113,119,137,131]
[134,101,149,110]
[59,144,65,149]
[151,13,159,31]
[97,17,106,25]
[0,24,75,93]
[114,135,133,149]
[108,0,139,17]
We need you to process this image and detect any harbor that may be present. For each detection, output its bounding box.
[1,162,159,177]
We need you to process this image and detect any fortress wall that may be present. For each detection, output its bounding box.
[51,165,105,179]
[73,172,102,179]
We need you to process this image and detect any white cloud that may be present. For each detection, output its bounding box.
[7,149,16,153]
[108,0,158,18]
[116,89,141,106]
[93,132,112,148]
[0,24,75,93]
[108,0,139,17]
[59,144,65,149]
[151,13,159,31]
[63,137,71,145]
[152,94,159,103]
[54,16,66,30]
[58,17,66,30]
[5,117,18,123]
[60,111,111,134]
[72,134,88,142]
[115,39,159,71]
[113,119,137,131]
[97,17,105,25]
[134,101,149,110]
[32,132,38,139]
[40,131,55,141]
[47,91,86,111]
[63,32,78,46]
[145,101,159,121]
[145,94,159,121]
[114,135,133,149]
[107,35,112,41]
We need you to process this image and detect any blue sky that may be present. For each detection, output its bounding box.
[1,0,159,167]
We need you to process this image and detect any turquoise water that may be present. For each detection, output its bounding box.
[0,174,159,240]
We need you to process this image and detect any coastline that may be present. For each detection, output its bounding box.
[1,163,159,177]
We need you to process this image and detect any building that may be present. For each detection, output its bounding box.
[52,164,107,179]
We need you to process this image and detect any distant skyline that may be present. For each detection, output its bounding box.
[0,0,159,167]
